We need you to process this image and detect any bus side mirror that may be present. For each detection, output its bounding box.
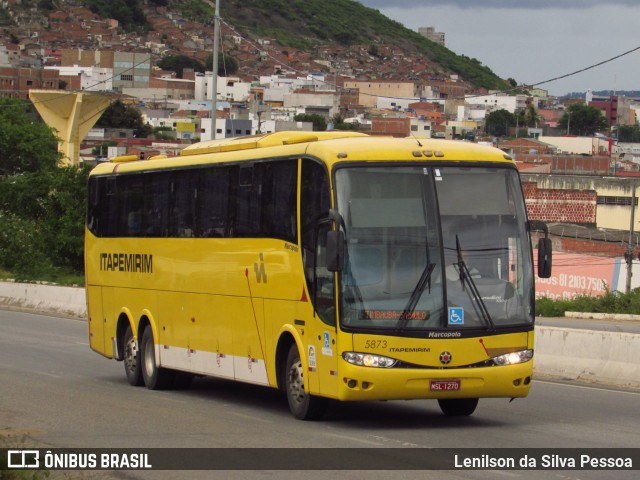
[537,237,552,278]
[326,230,344,272]
[529,220,552,278]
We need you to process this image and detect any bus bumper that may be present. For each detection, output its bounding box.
[335,360,533,401]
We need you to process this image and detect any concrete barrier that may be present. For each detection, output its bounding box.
[0,281,86,319]
[533,325,640,389]
[1,282,638,390]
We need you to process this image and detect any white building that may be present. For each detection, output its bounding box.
[464,93,528,114]
[0,45,10,66]
[258,75,328,103]
[613,142,640,163]
[539,136,611,155]
[457,104,488,122]
[283,91,339,117]
[376,96,418,111]
[194,73,251,103]
[45,65,113,91]
[409,117,432,138]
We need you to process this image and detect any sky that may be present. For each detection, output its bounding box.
[358,0,640,96]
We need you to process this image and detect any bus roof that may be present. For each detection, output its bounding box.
[93,131,513,176]
[179,130,369,156]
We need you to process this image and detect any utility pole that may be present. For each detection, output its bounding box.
[626,183,636,293]
[211,0,220,140]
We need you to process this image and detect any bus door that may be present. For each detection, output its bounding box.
[88,286,117,358]
[86,285,106,355]
[312,219,339,395]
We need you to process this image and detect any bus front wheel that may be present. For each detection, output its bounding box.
[140,325,175,390]
[437,398,479,416]
[285,345,327,420]
[123,324,143,386]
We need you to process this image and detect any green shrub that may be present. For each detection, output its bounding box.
[535,287,640,316]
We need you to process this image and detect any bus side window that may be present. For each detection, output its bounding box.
[260,160,297,243]
[197,167,230,238]
[169,171,196,238]
[234,165,259,237]
[87,177,101,235]
[121,177,144,237]
[300,159,330,303]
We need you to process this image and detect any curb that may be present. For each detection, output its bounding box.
[1,282,638,390]
[564,311,640,322]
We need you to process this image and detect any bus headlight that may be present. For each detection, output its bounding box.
[342,352,397,368]
[491,349,533,366]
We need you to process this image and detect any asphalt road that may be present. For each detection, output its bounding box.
[1,309,638,480]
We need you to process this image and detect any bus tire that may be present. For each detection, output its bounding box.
[123,324,143,386]
[285,344,327,420]
[437,398,479,416]
[140,325,175,390]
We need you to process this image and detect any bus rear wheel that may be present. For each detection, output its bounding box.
[140,325,175,390]
[123,324,143,386]
[285,345,327,420]
[438,398,479,416]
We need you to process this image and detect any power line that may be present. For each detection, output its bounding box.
[531,45,640,88]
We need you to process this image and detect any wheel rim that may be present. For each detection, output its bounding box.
[287,358,305,407]
[124,335,137,375]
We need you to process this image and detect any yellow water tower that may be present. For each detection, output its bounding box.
[29,90,112,167]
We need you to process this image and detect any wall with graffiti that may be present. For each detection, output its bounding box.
[534,252,640,299]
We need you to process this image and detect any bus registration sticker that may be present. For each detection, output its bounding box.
[322,332,333,356]
[430,379,461,391]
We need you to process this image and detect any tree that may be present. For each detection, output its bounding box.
[204,53,239,76]
[294,113,327,131]
[485,109,516,137]
[96,100,152,138]
[617,125,640,142]
[157,55,205,78]
[41,165,91,274]
[331,113,359,131]
[85,0,148,32]
[0,98,88,279]
[0,98,60,177]
[558,104,609,136]
[519,104,542,128]
[38,0,57,11]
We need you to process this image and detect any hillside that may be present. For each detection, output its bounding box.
[76,0,507,90]
[217,0,506,90]
[1,0,508,91]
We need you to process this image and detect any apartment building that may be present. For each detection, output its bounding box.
[342,80,423,108]
[0,66,59,98]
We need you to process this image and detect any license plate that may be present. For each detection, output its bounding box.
[430,379,461,391]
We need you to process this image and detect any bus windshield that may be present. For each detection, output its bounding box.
[334,165,534,333]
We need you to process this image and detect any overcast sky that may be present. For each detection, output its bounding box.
[358,0,640,96]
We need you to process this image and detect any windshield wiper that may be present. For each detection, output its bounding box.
[455,236,495,332]
[397,262,436,332]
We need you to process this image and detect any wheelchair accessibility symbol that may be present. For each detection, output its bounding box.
[448,307,464,325]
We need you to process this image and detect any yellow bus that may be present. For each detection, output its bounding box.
[85,131,551,420]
